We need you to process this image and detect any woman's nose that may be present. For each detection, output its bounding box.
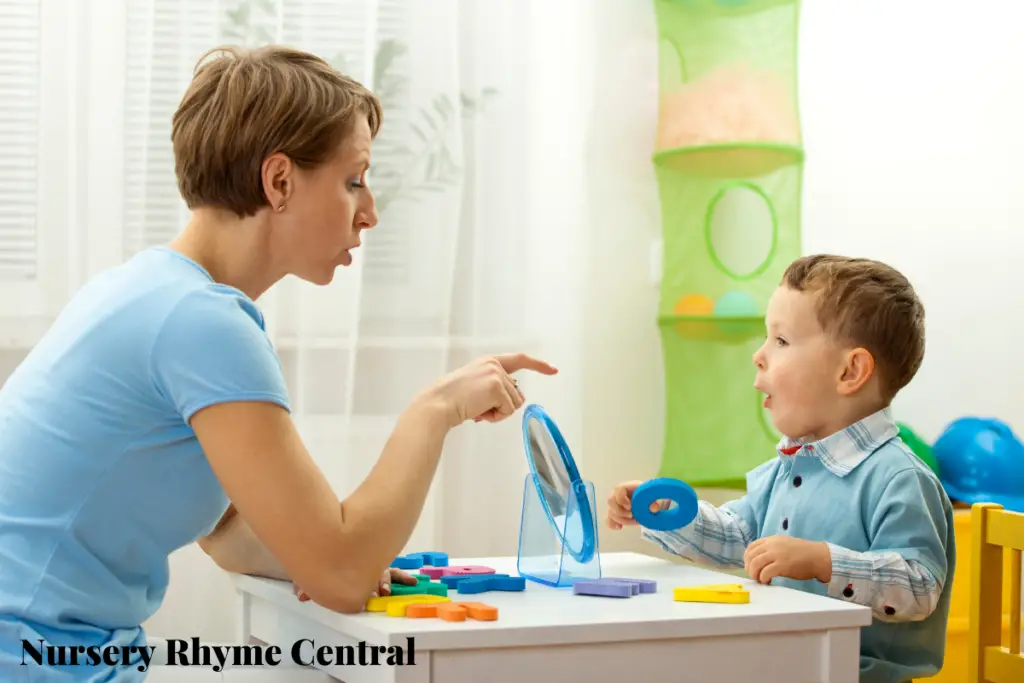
[359,194,379,229]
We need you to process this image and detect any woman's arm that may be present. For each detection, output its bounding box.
[190,354,555,614]
[190,394,448,613]
[198,505,290,581]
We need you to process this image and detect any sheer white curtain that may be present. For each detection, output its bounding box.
[0,0,590,641]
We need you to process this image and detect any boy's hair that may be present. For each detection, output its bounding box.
[171,45,383,217]
[782,254,925,402]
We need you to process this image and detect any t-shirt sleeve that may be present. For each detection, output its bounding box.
[150,286,291,423]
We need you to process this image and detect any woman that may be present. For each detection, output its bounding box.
[0,45,556,680]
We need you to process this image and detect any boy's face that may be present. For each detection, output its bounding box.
[752,286,848,442]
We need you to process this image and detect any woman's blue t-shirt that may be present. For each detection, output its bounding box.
[0,246,290,681]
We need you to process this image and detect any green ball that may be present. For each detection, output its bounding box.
[713,291,760,342]
[897,423,940,477]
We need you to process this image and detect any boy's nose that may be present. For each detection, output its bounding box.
[752,348,766,371]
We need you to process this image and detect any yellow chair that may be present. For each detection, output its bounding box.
[968,503,1024,683]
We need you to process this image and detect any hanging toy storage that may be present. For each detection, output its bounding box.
[652,0,804,488]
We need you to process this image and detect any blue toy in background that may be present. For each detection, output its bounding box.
[630,477,700,531]
[933,417,1024,513]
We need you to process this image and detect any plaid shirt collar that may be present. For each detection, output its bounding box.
[775,407,899,477]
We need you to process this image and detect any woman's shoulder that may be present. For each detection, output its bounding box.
[163,283,268,335]
[71,247,268,342]
[147,285,288,424]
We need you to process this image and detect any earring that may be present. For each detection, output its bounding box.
[277,203,285,212]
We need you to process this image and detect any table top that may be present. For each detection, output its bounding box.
[232,552,872,650]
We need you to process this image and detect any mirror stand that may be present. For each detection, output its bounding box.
[516,472,602,588]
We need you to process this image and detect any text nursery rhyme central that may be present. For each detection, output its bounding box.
[21,637,417,672]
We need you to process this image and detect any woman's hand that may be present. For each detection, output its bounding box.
[294,567,418,603]
[422,353,558,428]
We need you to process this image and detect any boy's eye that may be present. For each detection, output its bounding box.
[775,337,788,347]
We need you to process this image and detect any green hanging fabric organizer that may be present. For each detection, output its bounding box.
[652,0,804,490]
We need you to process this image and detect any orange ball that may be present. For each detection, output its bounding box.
[673,294,715,316]
[671,294,716,339]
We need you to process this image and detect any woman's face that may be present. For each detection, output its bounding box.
[275,114,379,285]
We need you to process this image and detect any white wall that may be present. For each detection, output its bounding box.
[798,0,1024,442]
[584,0,1024,561]
[151,0,1024,638]
[582,0,666,558]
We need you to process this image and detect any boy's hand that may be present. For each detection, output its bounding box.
[606,480,672,530]
[744,536,832,585]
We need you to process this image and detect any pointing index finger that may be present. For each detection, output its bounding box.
[494,353,559,376]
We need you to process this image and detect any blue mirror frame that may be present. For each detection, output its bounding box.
[522,404,596,564]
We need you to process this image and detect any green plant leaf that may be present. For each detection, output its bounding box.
[330,52,350,73]
[373,39,407,89]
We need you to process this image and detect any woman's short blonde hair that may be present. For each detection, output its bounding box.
[171,45,383,217]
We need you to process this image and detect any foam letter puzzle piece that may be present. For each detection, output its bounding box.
[572,577,656,598]
[406,601,499,622]
[389,575,449,597]
[438,574,477,588]
[573,579,634,598]
[395,552,448,569]
[419,564,497,580]
[390,555,424,570]
[455,575,526,595]
[673,583,750,604]
[365,594,450,616]
[600,577,657,594]
[389,551,450,570]
[408,551,449,567]
[439,574,507,589]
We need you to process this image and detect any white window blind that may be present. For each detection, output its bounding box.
[0,0,40,282]
[123,0,219,257]
[122,0,410,285]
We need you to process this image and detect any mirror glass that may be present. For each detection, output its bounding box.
[526,416,571,518]
[523,406,594,563]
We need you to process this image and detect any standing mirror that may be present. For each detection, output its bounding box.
[521,405,596,566]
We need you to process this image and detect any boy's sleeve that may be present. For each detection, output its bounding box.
[825,467,949,622]
[642,457,780,569]
[150,287,291,423]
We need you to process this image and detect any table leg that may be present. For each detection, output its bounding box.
[821,628,860,683]
[236,588,252,645]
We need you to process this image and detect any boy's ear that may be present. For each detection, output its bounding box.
[836,347,875,396]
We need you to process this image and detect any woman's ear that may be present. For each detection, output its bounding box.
[837,347,875,396]
[261,152,293,211]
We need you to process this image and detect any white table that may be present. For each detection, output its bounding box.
[232,552,872,683]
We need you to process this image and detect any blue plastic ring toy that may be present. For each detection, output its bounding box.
[630,477,699,531]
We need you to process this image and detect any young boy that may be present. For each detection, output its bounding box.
[607,255,955,683]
